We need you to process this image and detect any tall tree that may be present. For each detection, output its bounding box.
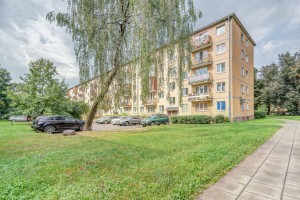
[0,66,12,117]
[47,0,200,130]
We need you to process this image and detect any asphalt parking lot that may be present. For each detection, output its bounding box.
[92,123,144,131]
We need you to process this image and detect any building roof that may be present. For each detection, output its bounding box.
[193,13,256,46]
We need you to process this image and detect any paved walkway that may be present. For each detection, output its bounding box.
[198,120,300,200]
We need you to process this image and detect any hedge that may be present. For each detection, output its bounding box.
[170,115,213,124]
[254,111,266,119]
[214,115,225,123]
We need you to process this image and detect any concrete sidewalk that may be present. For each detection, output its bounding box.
[198,120,300,200]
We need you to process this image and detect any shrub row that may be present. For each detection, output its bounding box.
[254,111,266,119]
[170,115,228,124]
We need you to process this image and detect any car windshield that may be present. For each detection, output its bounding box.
[149,114,158,118]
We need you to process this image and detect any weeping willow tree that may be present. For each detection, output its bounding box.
[47,0,200,130]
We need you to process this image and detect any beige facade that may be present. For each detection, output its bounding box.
[67,13,256,121]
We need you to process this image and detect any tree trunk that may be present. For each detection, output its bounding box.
[267,104,271,115]
[83,0,130,131]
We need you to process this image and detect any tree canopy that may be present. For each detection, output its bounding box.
[0,66,12,117]
[47,0,201,130]
[255,51,300,115]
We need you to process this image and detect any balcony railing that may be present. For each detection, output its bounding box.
[188,73,211,85]
[191,55,212,69]
[192,35,212,51]
[188,94,212,102]
[120,101,132,107]
[145,99,157,106]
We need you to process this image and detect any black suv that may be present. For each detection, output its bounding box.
[31,116,85,134]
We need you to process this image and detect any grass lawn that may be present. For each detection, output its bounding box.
[267,115,300,121]
[0,119,282,199]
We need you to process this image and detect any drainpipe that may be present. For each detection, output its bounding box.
[228,16,232,121]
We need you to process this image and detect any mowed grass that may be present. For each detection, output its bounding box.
[267,115,300,121]
[0,119,281,199]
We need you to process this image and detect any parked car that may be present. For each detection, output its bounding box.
[140,114,169,127]
[119,116,142,126]
[96,116,119,124]
[31,116,85,134]
[111,116,127,125]
[8,116,31,122]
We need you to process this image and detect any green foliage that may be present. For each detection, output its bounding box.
[7,58,89,119]
[171,115,213,124]
[0,119,280,199]
[255,51,300,115]
[214,115,226,123]
[254,111,267,119]
[0,66,12,117]
[46,0,201,128]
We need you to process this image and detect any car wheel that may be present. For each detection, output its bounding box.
[142,124,146,127]
[104,120,108,124]
[79,124,84,131]
[125,121,129,126]
[151,122,155,126]
[44,126,55,134]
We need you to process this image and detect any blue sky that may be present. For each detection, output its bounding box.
[0,0,300,87]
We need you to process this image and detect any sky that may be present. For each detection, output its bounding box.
[0,0,300,88]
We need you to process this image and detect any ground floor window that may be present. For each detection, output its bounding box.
[195,102,208,111]
[124,107,131,112]
[159,105,164,113]
[148,106,155,113]
[182,104,188,112]
[217,101,226,111]
[133,107,137,113]
[140,107,144,113]
[246,102,249,111]
[241,102,245,111]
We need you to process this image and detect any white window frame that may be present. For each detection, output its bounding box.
[182,104,188,112]
[246,54,249,63]
[216,25,225,36]
[169,97,175,105]
[241,49,244,60]
[216,43,225,55]
[246,70,249,79]
[216,62,226,73]
[159,105,164,113]
[241,102,245,111]
[195,102,208,112]
[246,102,249,111]
[216,82,225,92]
[182,88,188,96]
[246,86,249,95]
[241,67,245,77]
[246,38,249,47]
[140,107,144,113]
[216,101,226,111]
[241,84,245,94]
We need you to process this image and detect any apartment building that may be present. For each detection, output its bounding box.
[67,13,255,121]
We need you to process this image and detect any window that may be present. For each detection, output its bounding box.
[182,88,188,96]
[216,25,225,36]
[182,72,188,80]
[169,67,177,77]
[246,102,249,111]
[195,67,208,76]
[246,38,249,47]
[140,95,142,101]
[158,91,164,98]
[216,43,225,54]
[133,107,137,113]
[246,54,249,63]
[148,106,155,113]
[159,105,164,113]
[246,70,249,79]
[133,96,137,103]
[217,101,226,111]
[124,107,131,112]
[241,84,245,94]
[241,50,244,60]
[241,102,245,111]
[169,53,175,61]
[195,85,208,95]
[246,86,249,94]
[148,93,154,101]
[140,107,144,113]
[216,82,225,92]
[241,67,245,76]
[170,82,175,90]
[195,50,208,62]
[241,32,244,42]
[182,104,188,112]
[216,62,225,73]
[169,97,175,105]
[196,102,208,111]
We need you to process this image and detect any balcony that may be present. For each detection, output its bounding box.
[192,35,212,52]
[188,73,211,85]
[145,99,157,106]
[120,101,132,107]
[188,94,212,102]
[191,55,212,69]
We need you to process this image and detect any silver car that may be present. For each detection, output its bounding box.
[111,116,127,125]
[8,116,30,122]
[119,116,142,126]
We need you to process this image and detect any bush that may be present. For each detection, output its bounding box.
[214,115,225,123]
[254,111,266,119]
[170,115,213,124]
